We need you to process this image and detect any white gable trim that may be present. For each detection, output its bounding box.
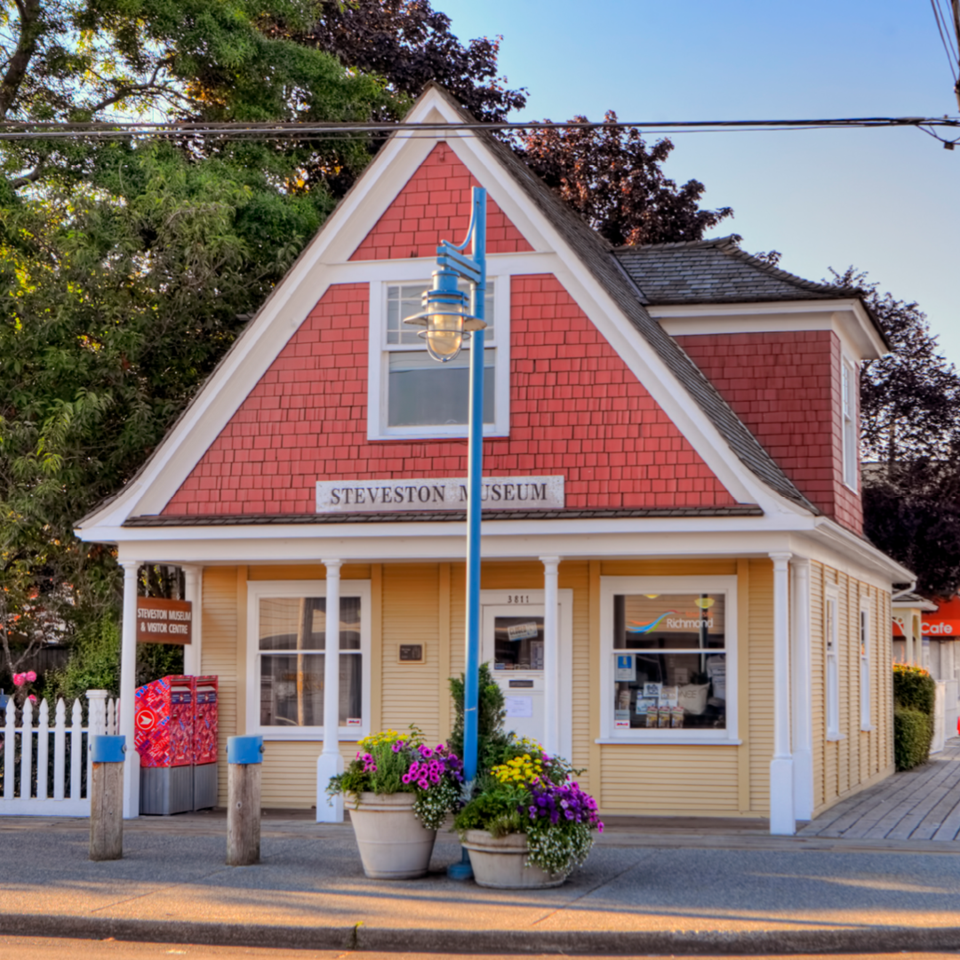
[77,87,811,536]
[649,300,886,361]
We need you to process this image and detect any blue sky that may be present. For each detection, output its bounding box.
[437,0,960,363]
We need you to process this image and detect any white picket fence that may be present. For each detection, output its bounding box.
[0,689,118,817]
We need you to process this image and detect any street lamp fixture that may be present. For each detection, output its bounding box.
[405,264,486,362]
[404,186,487,881]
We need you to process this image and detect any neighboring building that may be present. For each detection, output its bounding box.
[896,594,960,749]
[75,85,910,834]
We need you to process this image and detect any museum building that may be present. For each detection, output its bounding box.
[76,85,911,834]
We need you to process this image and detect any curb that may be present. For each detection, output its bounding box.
[6,914,960,956]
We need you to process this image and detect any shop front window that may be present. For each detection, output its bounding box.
[600,578,737,741]
[247,581,370,739]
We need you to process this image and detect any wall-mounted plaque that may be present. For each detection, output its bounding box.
[316,476,564,514]
[136,598,192,645]
[398,644,424,663]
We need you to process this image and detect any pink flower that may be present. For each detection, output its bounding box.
[12,674,24,687]
[420,746,434,759]
[417,778,429,790]
[27,695,36,702]
[597,822,604,834]
[25,671,36,683]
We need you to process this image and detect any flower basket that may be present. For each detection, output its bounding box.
[348,792,437,879]
[462,828,569,889]
[453,737,602,889]
[327,727,464,880]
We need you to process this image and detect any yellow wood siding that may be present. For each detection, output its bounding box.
[199,566,240,808]
[380,564,441,742]
[809,562,894,818]
[600,746,740,814]
[746,559,774,816]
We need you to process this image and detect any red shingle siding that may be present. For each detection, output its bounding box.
[675,330,863,533]
[162,276,736,515]
[349,143,532,260]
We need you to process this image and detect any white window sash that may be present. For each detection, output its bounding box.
[598,576,739,743]
[368,276,511,440]
[825,589,841,740]
[246,580,372,741]
[860,601,872,731]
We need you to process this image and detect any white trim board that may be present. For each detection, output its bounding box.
[650,300,886,361]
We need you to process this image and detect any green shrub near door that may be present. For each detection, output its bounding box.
[893,663,936,771]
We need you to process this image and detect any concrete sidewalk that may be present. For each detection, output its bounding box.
[4,812,960,955]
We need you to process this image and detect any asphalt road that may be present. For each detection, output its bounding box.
[3,940,960,960]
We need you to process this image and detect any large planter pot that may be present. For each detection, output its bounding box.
[347,792,437,879]
[462,829,570,889]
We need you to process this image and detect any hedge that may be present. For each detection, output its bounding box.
[894,706,934,772]
[893,664,937,771]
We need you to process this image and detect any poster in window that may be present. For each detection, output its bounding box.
[615,654,636,681]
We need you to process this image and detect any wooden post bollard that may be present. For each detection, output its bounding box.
[227,735,263,866]
[90,735,125,861]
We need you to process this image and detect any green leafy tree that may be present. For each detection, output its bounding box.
[830,267,960,597]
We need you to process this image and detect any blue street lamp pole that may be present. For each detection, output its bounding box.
[405,187,486,880]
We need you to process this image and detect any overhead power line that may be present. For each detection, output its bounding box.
[0,116,958,143]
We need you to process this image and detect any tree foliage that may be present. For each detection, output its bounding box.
[835,267,960,597]
[507,111,734,247]
[278,0,527,123]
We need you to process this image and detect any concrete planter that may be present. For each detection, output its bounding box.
[462,829,569,889]
[347,792,437,879]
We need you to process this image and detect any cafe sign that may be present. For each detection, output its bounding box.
[137,598,193,645]
[316,476,564,514]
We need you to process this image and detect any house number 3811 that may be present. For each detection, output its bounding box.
[507,595,531,604]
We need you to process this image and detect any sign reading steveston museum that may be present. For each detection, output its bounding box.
[136,598,193,645]
[316,476,564,514]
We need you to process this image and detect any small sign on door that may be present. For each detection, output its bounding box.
[507,622,540,642]
[505,696,533,718]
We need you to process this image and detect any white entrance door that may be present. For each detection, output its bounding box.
[482,603,546,744]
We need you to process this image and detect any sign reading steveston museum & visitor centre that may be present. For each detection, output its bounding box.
[136,598,193,645]
[316,476,564,514]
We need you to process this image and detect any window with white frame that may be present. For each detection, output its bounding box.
[599,577,738,742]
[860,599,872,730]
[368,277,510,439]
[825,588,841,740]
[247,581,371,739]
[841,357,859,490]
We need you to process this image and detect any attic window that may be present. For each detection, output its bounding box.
[841,358,858,491]
[368,277,511,440]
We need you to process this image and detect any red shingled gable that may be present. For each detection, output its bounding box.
[349,143,532,260]
[676,330,862,533]
[161,275,737,516]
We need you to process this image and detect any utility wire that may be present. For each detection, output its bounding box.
[931,0,960,81]
[0,116,957,142]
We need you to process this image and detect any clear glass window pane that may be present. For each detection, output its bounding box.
[258,597,360,651]
[386,281,495,346]
[612,652,727,730]
[387,349,495,426]
[259,652,363,727]
[493,616,544,671]
[613,594,726,651]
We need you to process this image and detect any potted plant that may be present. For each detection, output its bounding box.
[454,736,603,889]
[327,727,463,879]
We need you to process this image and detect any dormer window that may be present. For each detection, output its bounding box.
[841,357,858,491]
[367,276,511,440]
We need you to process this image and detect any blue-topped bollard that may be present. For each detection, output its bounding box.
[90,734,126,861]
[227,735,263,865]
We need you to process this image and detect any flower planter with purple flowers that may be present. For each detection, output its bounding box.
[327,727,463,879]
[454,737,603,888]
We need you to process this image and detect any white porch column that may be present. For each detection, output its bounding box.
[790,558,814,822]
[769,552,795,835]
[120,561,141,819]
[182,566,203,676]
[540,557,561,757]
[317,559,343,822]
